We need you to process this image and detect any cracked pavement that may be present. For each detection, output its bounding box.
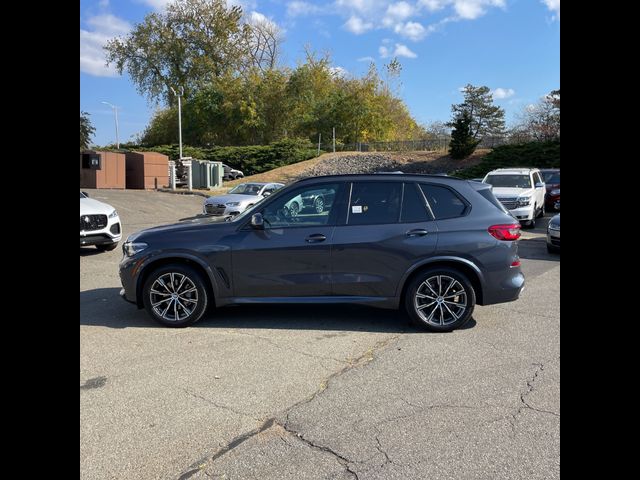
[81,190,559,479]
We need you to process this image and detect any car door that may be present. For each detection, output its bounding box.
[230,182,344,298]
[331,182,438,297]
[533,172,545,207]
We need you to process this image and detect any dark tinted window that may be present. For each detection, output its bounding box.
[477,188,509,213]
[401,183,431,222]
[348,182,402,225]
[542,171,560,183]
[419,184,467,219]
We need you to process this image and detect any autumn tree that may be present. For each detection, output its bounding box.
[513,89,560,141]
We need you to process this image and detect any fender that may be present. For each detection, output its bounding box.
[134,250,222,304]
[395,255,486,298]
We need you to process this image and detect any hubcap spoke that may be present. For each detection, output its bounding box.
[415,275,468,326]
[151,273,199,322]
[417,301,436,310]
[152,298,171,308]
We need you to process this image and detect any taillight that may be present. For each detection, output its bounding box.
[488,224,521,241]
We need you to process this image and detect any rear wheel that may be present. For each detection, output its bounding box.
[289,201,300,217]
[404,268,476,332]
[522,216,536,229]
[314,196,325,213]
[143,265,209,327]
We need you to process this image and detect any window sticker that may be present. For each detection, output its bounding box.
[352,205,363,213]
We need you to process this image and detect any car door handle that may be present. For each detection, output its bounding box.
[305,233,327,243]
[406,229,429,237]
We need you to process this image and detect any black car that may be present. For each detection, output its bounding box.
[120,174,525,332]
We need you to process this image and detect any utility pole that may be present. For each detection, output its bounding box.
[332,127,336,153]
[318,133,322,156]
[101,101,119,149]
[170,86,185,159]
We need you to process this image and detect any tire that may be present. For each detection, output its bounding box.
[96,243,118,252]
[313,196,325,213]
[404,267,476,332]
[547,244,560,254]
[289,201,300,217]
[142,264,209,327]
[522,217,535,229]
[537,203,545,218]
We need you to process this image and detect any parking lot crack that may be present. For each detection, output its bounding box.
[510,363,559,434]
[278,420,360,480]
[181,388,258,421]
[375,436,392,467]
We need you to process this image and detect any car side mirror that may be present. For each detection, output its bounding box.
[82,191,89,197]
[535,182,544,188]
[250,213,264,230]
[263,191,271,197]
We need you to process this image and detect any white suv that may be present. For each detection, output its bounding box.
[482,168,546,228]
[80,191,122,251]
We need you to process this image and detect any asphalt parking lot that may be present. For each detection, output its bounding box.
[80,189,559,480]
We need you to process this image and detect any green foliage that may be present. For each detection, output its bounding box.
[449,111,480,159]
[104,0,250,105]
[80,111,95,150]
[454,141,560,179]
[450,84,505,139]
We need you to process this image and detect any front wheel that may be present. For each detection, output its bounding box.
[143,265,209,327]
[537,203,545,218]
[313,196,325,213]
[522,217,536,229]
[404,268,476,332]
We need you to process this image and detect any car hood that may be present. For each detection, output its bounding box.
[128,215,232,241]
[549,214,560,227]
[204,194,260,205]
[80,197,115,215]
[491,187,534,198]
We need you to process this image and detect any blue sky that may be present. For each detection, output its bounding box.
[80,0,560,146]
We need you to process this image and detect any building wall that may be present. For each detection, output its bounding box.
[125,152,169,190]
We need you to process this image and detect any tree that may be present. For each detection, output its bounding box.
[512,89,560,142]
[105,0,251,105]
[245,16,283,73]
[80,111,96,150]
[451,84,505,140]
[449,111,480,159]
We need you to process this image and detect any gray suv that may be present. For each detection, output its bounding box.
[119,175,525,332]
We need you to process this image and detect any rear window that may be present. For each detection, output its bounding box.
[477,188,509,213]
[419,184,468,219]
[401,183,432,222]
[348,182,402,225]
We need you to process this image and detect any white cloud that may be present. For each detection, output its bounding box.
[492,87,515,99]
[419,0,449,11]
[541,0,560,20]
[287,1,323,17]
[395,21,428,41]
[344,15,374,34]
[330,66,349,78]
[80,14,131,77]
[357,56,376,62]
[383,1,415,25]
[452,0,505,20]
[380,42,417,58]
[98,0,110,7]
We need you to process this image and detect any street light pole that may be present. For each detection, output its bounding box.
[170,86,184,159]
[101,101,120,149]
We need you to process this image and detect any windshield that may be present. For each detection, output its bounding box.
[228,184,264,195]
[484,174,532,189]
[542,172,560,184]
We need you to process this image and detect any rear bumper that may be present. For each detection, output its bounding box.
[480,270,525,305]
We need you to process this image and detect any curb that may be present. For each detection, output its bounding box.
[157,189,209,198]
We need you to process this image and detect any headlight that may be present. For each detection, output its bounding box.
[550,189,560,196]
[123,242,148,256]
[517,196,530,207]
[225,202,240,206]
[108,210,119,218]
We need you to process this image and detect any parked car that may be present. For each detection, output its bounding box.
[120,174,525,332]
[547,213,560,253]
[222,164,244,181]
[283,188,336,217]
[80,191,122,251]
[540,168,560,211]
[202,182,284,216]
[482,168,546,228]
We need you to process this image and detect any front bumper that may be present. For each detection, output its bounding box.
[80,219,122,246]
[507,205,535,222]
[547,228,560,247]
[203,204,245,216]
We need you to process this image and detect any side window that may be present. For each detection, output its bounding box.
[261,183,340,228]
[419,184,468,219]
[348,182,402,225]
[401,183,432,222]
[533,172,542,185]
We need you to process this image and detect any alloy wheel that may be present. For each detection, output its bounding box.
[149,272,199,322]
[414,275,467,327]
